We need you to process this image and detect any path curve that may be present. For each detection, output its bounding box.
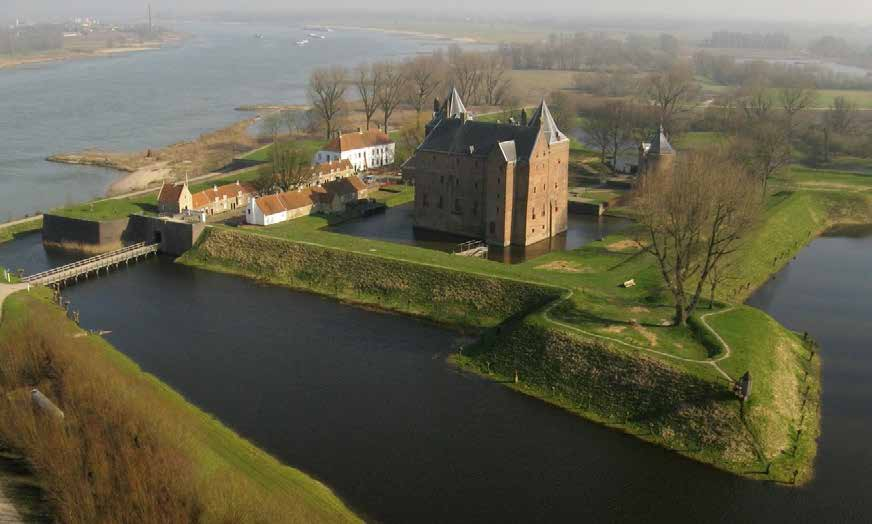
[543,290,736,383]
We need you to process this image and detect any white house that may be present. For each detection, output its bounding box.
[245,176,370,226]
[314,129,395,171]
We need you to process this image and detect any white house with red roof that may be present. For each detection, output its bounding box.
[314,129,395,171]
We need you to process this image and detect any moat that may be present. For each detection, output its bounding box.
[325,203,632,263]
[2,229,872,522]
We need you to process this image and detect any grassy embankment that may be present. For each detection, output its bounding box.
[173,167,872,482]
[0,218,43,245]
[0,289,360,523]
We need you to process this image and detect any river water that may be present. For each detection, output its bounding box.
[0,21,485,222]
[2,229,871,522]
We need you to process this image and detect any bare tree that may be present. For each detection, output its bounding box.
[268,143,314,191]
[739,83,774,123]
[260,112,283,143]
[825,96,858,134]
[404,55,444,128]
[733,120,793,196]
[450,51,484,105]
[375,61,408,133]
[354,64,380,130]
[632,149,761,326]
[583,113,613,166]
[308,66,348,140]
[481,53,512,106]
[778,84,817,135]
[642,63,699,133]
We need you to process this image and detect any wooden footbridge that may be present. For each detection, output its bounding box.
[22,242,159,287]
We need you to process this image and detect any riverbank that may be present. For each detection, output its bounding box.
[0,288,360,523]
[0,218,42,246]
[0,32,185,71]
[47,117,263,196]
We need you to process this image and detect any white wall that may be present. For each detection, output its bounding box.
[315,143,396,171]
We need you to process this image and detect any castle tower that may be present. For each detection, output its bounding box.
[639,126,675,176]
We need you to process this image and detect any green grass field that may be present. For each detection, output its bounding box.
[0,218,42,245]
[697,77,872,109]
[241,138,324,163]
[51,194,159,221]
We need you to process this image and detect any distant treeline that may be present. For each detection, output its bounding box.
[702,31,791,50]
[809,36,872,70]
[497,32,679,72]
[694,51,872,90]
[0,24,63,55]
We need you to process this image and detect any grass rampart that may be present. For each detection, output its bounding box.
[0,218,43,245]
[458,305,820,483]
[0,289,360,523]
[180,227,562,329]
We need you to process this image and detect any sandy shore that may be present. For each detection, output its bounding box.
[0,34,184,71]
[330,25,479,44]
[106,161,172,196]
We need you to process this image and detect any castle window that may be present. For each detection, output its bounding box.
[422,193,429,208]
[473,200,478,216]
[532,210,536,220]
[474,182,478,190]
[440,175,444,184]
[453,198,462,214]
[438,196,444,209]
[533,186,536,194]
[455,178,460,186]
[490,222,496,234]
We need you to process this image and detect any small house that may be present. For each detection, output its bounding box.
[157,182,193,215]
[314,129,395,171]
[190,181,256,216]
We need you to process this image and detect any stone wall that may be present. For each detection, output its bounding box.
[42,214,205,256]
[42,214,131,254]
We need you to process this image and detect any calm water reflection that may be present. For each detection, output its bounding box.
[326,203,632,263]
[1,230,872,522]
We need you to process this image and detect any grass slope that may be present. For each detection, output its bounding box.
[0,290,360,523]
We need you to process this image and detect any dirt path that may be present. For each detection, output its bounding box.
[543,291,736,383]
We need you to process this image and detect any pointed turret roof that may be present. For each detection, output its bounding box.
[528,100,567,144]
[442,87,467,119]
[648,126,674,155]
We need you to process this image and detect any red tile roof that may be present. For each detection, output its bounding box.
[322,176,367,197]
[255,188,320,216]
[307,159,354,177]
[157,183,184,205]
[191,182,255,210]
[323,130,392,152]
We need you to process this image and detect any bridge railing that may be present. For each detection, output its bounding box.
[23,243,158,284]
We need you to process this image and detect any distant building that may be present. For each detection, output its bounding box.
[314,129,395,171]
[303,159,356,187]
[402,88,570,247]
[638,126,676,177]
[245,176,370,226]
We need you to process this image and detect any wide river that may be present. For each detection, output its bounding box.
[1,228,871,522]
[0,21,486,222]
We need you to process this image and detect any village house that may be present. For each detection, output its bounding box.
[402,88,570,247]
[245,175,369,226]
[303,159,356,187]
[157,181,255,216]
[638,126,676,177]
[314,129,395,171]
[157,182,192,215]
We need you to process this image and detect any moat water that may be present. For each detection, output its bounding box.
[325,203,632,263]
[2,229,872,522]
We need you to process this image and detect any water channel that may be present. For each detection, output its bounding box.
[325,203,632,263]
[1,229,871,522]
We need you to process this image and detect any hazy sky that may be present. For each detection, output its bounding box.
[6,0,872,23]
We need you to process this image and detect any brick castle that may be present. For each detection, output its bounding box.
[402,89,570,247]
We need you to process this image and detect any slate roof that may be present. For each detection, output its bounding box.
[419,119,541,160]
[417,95,568,164]
[322,130,392,152]
[648,126,675,155]
[528,100,568,145]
